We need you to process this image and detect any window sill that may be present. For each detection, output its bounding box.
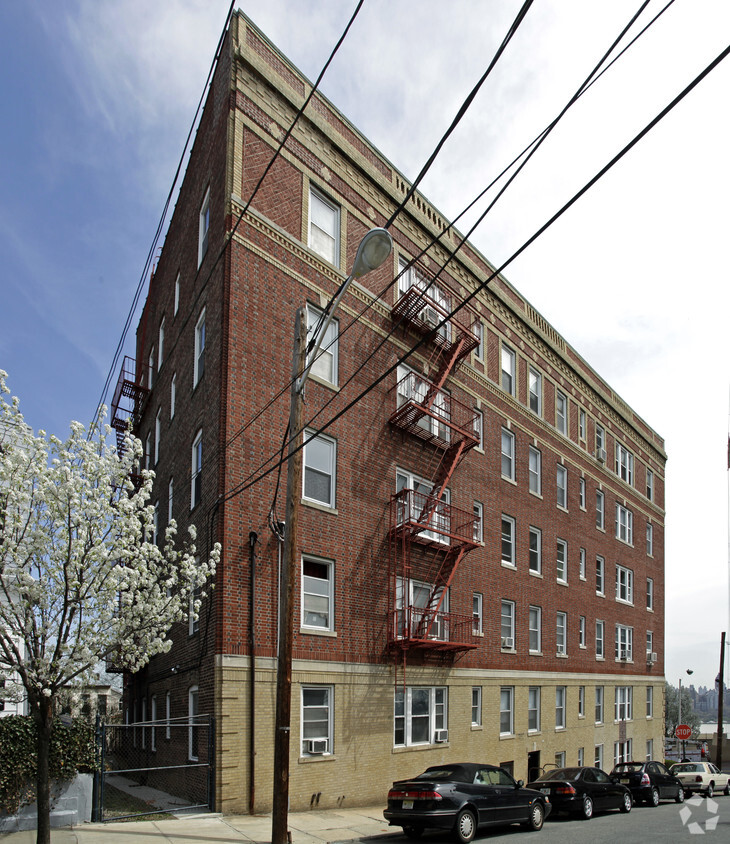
[529,650,543,657]
[499,733,515,741]
[501,476,517,486]
[501,562,517,571]
[302,498,338,515]
[501,647,516,654]
[300,628,337,638]
[307,372,340,393]
[299,753,337,764]
[596,656,605,662]
[392,743,447,754]
[557,579,568,587]
[471,724,483,732]
[557,505,568,514]
[529,570,543,579]
[555,727,566,733]
[528,490,543,500]
[556,653,568,659]
[473,631,484,638]
[615,598,634,607]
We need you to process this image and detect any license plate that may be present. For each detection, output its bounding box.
[540,788,550,795]
[621,777,630,783]
[402,800,413,809]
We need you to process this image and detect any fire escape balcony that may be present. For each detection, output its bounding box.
[388,605,477,653]
[390,489,479,551]
[110,356,150,488]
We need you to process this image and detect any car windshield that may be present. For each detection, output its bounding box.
[613,764,642,773]
[415,767,472,783]
[537,768,582,782]
[673,764,701,773]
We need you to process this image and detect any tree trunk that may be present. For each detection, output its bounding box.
[34,695,53,844]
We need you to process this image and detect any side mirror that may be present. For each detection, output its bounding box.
[516,779,524,788]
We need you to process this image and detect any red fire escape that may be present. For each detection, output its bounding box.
[387,276,481,656]
[110,355,150,484]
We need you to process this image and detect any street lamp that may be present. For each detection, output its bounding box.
[272,228,392,844]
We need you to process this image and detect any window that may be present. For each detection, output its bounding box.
[150,695,157,752]
[148,347,155,389]
[501,600,515,648]
[646,630,653,657]
[396,469,450,543]
[158,318,165,371]
[556,539,567,583]
[578,747,584,766]
[615,624,633,661]
[394,686,447,746]
[529,527,542,574]
[501,428,515,480]
[500,687,514,735]
[579,409,586,440]
[528,446,541,495]
[472,593,483,634]
[579,478,586,509]
[556,390,567,435]
[152,501,159,545]
[473,502,483,543]
[307,303,338,385]
[646,686,654,718]
[578,686,585,718]
[170,372,176,419]
[309,187,340,265]
[579,547,586,580]
[615,686,633,721]
[615,565,634,604]
[596,489,605,529]
[168,478,173,523]
[501,345,516,395]
[646,739,653,761]
[191,429,202,509]
[501,515,515,566]
[615,443,634,485]
[528,687,540,732]
[529,606,542,653]
[198,187,210,266]
[188,686,199,761]
[474,322,484,361]
[154,410,161,465]
[595,744,604,768]
[473,409,483,449]
[556,686,566,729]
[596,620,605,658]
[528,368,541,415]
[579,616,586,648]
[615,503,634,544]
[396,577,449,641]
[472,687,482,726]
[398,257,451,341]
[646,578,654,611]
[646,522,653,556]
[646,468,654,501]
[303,431,336,508]
[555,751,566,768]
[556,464,567,509]
[174,273,180,316]
[144,432,152,471]
[595,424,605,456]
[614,739,632,766]
[301,685,333,756]
[194,308,206,387]
[595,686,604,724]
[596,556,605,595]
[556,612,567,655]
[302,555,334,631]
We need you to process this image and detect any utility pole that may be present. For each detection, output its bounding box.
[717,631,726,769]
[272,308,307,844]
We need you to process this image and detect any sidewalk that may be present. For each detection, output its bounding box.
[0,805,399,843]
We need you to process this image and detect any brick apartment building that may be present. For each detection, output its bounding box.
[114,10,667,814]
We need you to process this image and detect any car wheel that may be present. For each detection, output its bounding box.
[676,786,685,804]
[522,801,544,831]
[620,792,632,813]
[706,783,714,798]
[580,795,594,820]
[453,808,477,844]
[724,783,730,797]
[403,826,424,840]
[648,787,660,807]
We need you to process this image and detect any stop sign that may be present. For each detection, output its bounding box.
[675,724,692,740]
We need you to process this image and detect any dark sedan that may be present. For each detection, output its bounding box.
[526,766,632,820]
[611,760,685,805]
[384,762,551,842]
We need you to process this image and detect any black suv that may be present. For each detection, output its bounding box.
[610,761,684,806]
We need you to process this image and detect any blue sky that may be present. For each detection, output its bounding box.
[1,0,729,689]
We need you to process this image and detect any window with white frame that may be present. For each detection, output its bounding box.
[556,539,567,584]
[556,390,567,435]
[528,446,541,495]
[646,578,654,610]
[615,503,633,544]
[579,616,586,648]
[395,577,449,641]
[615,565,634,604]
[472,687,482,726]
[596,620,605,658]
[198,187,210,267]
[529,527,542,574]
[579,547,586,580]
[473,408,483,449]
[472,593,483,634]
[615,624,633,661]
[596,489,605,529]
[555,751,566,768]
[501,345,516,395]
[174,273,180,316]
[595,686,604,724]
[646,739,653,761]
[596,424,605,456]
[501,600,515,648]
[646,522,653,556]
[501,428,515,480]
[188,686,199,761]
[307,303,338,385]
[528,687,540,732]
[578,686,585,718]
[148,347,155,389]
[646,630,653,657]
[500,687,514,735]
[158,318,165,371]
[556,612,567,655]
[191,429,202,509]
[474,322,484,361]
[614,739,632,766]
[529,606,542,653]
[501,515,515,567]
[304,431,336,508]
[556,464,567,508]
[473,502,483,543]
[154,409,161,465]
[646,686,654,718]
[529,368,541,415]
[579,409,586,440]
[556,686,566,729]
[301,685,333,756]
[615,443,634,485]
[194,308,206,387]
[394,686,447,746]
[302,555,334,631]
[578,747,585,765]
[596,556,605,595]
[309,187,340,266]
[646,468,654,501]
[170,372,176,419]
[145,432,152,471]
[595,744,604,768]
[396,469,450,543]
[398,257,451,341]
[579,477,586,509]
[615,686,633,721]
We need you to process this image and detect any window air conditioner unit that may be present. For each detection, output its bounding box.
[501,636,514,649]
[647,651,657,664]
[619,649,629,661]
[306,739,328,755]
[595,448,607,463]
[556,644,565,655]
[421,306,440,328]
[434,729,449,743]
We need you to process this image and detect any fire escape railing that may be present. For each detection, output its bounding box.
[391,286,479,359]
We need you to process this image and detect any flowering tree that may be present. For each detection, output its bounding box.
[0,372,219,844]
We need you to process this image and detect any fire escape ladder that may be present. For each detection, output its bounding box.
[431,331,470,389]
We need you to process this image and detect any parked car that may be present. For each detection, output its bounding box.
[526,766,632,819]
[610,760,684,805]
[670,761,730,798]
[384,762,551,841]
